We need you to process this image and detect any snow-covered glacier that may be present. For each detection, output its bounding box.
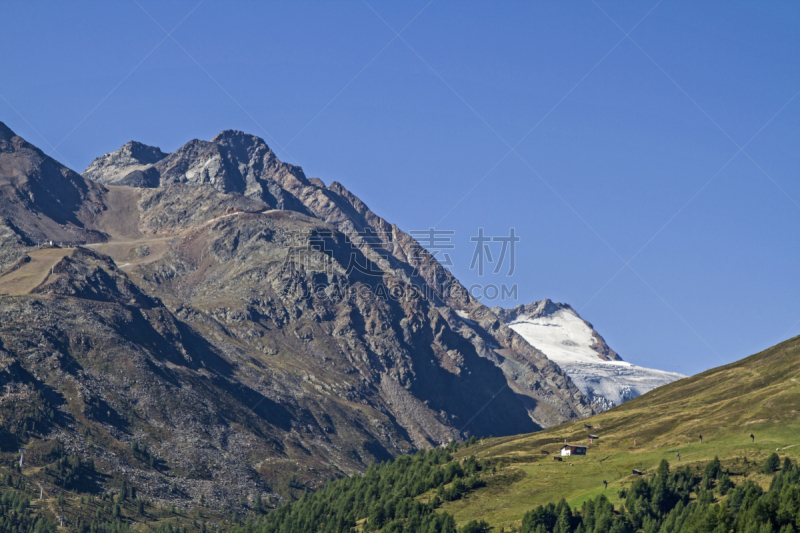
[495,300,685,410]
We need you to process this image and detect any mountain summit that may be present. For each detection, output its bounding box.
[82,140,167,186]
[0,122,107,256]
[83,129,312,212]
[495,299,684,409]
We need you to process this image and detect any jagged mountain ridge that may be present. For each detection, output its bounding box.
[84,130,311,213]
[495,299,685,409]
[82,128,597,424]
[0,122,597,509]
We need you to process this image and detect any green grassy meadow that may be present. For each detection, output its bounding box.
[440,335,800,529]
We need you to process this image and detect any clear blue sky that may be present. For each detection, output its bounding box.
[2,1,799,375]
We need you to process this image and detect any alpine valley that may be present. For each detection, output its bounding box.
[0,122,684,527]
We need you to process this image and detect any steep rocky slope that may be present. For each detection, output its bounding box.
[495,300,685,409]
[82,130,596,423]
[0,123,107,262]
[0,122,598,510]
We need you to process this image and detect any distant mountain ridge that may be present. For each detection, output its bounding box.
[495,299,685,409]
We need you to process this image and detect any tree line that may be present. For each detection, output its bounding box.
[231,440,489,533]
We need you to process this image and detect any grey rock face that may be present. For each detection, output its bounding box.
[263,176,597,424]
[84,130,312,214]
[82,141,168,184]
[0,123,107,244]
[116,166,161,188]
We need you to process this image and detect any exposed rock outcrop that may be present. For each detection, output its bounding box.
[82,140,167,185]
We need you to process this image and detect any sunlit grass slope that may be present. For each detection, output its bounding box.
[443,335,800,529]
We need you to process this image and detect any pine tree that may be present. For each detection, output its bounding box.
[555,503,572,533]
[764,453,781,474]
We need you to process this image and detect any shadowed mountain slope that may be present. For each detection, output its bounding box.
[0,123,107,252]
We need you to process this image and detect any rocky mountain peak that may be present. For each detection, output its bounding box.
[493,298,574,322]
[210,129,266,148]
[0,121,16,144]
[82,139,167,184]
[119,140,168,164]
[0,122,37,154]
[82,129,314,212]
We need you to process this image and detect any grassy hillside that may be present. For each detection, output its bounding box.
[441,335,800,529]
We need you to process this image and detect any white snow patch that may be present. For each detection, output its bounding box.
[508,308,618,366]
[506,307,685,409]
[455,310,477,326]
